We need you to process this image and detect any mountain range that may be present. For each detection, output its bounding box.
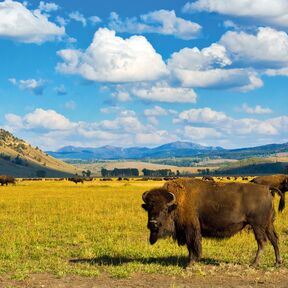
[47,141,288,160]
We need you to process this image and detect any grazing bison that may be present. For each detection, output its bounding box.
[202,176,214,181]
[68,177,84,184]
[251,174,288,195]
[0,175,16,186]
[142,178,284,267]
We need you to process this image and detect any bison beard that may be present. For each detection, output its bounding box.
[142,179,284,268]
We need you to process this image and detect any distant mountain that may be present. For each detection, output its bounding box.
[0,129,79,177]
[47,141,225,160]
[47,141,288,161]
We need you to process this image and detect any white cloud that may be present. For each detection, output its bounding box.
[172,68,262,91]
[240,103,273,114]
[175,107,228,124]
[9,78,45,95]
[168,43,263,91]
[144,106,176,117]
[144,106,168,117]
[175,107,287,139]
[38,1,59,12]
[56,16,68,27]
[182,126,222,140]
[131,81,197,103]
[6,108,74,131]
[265,68,288,76]
[89,16,101,24]
[112,87,131,102]
[0,0,64,43]
[220,27,288,68]
[57,28,167,83]
[168,43,232,71]
[4,108,172,149]
[108,10,201,40]
[69,11,87,26]
[183,0,288,28]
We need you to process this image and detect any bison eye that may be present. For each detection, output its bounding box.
[142,204,149,211]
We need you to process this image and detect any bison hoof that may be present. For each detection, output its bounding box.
[275,259,283,267]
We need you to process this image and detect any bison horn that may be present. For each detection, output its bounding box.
[142,191,149,203]
[167,192,176,206]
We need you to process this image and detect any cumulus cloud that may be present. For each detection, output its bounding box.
[144,106,176,117]
[38,1,59,13]
[69,11,87,26]
[220,27,288,68]
[175,107,288,144]
[181,126,222,140]
[57,28,167,83]
[108,10,201,40]
[265,68,288,76]
[5,108,74,131]
[240,103,273,114]
[175,107,228,124]
[130,81,197,103]
[9,78,45,95]
[0,0,65,43]
[89,16,101,24]
[168,43,263,91]
[4,108,172,149]
[183,0,288,28]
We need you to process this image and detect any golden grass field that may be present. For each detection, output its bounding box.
[0,178,288,285]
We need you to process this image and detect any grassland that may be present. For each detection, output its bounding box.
[0,179,288,286]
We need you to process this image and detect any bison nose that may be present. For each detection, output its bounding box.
[148,220,158,231]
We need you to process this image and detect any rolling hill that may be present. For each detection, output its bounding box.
[0,129,79,177]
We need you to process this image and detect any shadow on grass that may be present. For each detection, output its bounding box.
[69,255,221,267]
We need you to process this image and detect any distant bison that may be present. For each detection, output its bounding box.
[68,177,84,184]
[202,176,214,181]
[142,178,284,267]
[0,175,16,186]
[251,174,288,195]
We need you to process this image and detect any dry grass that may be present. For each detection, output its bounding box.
[0,178,287,280]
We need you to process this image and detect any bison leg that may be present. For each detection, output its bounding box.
[186,225,202,267]
[251,226,266,267]
[266,224,282,265]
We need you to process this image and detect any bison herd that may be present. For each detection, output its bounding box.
[0,172,287,268]
[142,174,288,267]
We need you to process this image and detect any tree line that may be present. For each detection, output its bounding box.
[100,168,180,177]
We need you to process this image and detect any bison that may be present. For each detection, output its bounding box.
[142,178,284,267]
[251,174,288,195]
[202,176,214,181]
[68,177,84,184]
[0,175,16,186]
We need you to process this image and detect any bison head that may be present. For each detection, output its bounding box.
[142,188,177,245]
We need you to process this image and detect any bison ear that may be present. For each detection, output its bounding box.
[142,203,149,211]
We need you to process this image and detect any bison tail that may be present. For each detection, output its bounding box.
[270,187,285,212]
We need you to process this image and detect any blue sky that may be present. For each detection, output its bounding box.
[0,0,287,150]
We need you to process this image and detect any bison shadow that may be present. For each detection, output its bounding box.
[69,255,221,267]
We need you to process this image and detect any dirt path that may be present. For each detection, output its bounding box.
[1,270,288,288]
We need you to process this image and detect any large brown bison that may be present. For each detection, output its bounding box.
[142,178,284,267]
[0,175,16,186]
[251,174,288,195]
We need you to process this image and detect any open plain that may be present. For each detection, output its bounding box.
[0,178,287,287]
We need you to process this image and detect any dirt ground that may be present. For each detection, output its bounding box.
[1,269,288,288]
